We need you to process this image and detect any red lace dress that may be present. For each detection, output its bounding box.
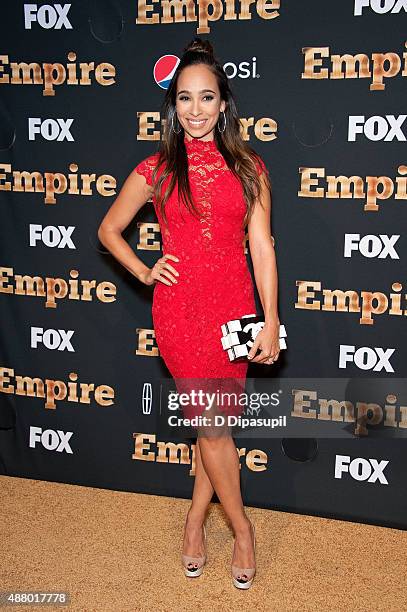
[135,135,268,421]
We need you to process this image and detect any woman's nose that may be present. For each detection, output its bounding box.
[191,99,202,114]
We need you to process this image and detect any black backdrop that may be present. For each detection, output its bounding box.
[1,1,406,529]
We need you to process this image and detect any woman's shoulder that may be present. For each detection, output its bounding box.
[134,151,161,186]
[250,151,269,177]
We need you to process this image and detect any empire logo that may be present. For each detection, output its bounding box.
[136,0,280,34]
[137,112,277,143]
[0,52,116,96]
[0,367,114,410]
[292,388,407,437]
[295,281,407,325]
[132,433,268,477]
[136,329,159,357]
[302,41,407,91]
[0,162,116,205]
[0,267,116,308]
[298,165,407,212]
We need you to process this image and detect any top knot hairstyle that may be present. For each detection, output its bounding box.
[149,37,271,231]
[184,38,215,58]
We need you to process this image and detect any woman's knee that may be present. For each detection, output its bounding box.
[197,427,232,444]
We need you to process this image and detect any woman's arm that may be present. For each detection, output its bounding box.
[246,170,280,363]
[247,171,280,326]
[98,170,156,285]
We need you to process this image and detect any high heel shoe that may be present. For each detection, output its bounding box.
[231,520,256,590]
[181,522,207,577]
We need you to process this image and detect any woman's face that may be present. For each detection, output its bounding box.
[175,64,226,142]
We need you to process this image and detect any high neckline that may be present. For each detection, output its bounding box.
[184,135,218,152]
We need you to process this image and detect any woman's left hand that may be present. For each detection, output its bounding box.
[247,320,281,365]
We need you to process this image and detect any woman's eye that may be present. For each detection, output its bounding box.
[178,95,214,101]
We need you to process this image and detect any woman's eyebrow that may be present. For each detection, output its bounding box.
[177,89,216,94]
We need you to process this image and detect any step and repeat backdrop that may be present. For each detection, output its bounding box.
[0,1,406,529]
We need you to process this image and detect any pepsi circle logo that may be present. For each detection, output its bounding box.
[153,55,180,89]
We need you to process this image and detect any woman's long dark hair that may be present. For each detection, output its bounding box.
[150,37,271,232]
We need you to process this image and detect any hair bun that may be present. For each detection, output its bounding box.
[184,37,214,58]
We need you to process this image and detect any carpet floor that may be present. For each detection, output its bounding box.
[1,475,406,612]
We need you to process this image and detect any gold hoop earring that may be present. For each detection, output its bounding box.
[217,110,226,133]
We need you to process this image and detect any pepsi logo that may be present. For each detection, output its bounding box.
[153,54,259,89]
[153,55,180,89]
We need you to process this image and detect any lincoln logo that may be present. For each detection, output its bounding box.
[142,383,153,415]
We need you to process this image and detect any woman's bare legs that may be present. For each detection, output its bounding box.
[182,438,214,559]
[197,433,255,570]
[183,426,254,570]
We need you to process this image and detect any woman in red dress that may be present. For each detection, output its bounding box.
[98,38,281,590]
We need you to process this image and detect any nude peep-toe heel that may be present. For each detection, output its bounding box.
[231,520,256,590]
[181,523,207,577]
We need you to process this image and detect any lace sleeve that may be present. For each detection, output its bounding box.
[134,155,156,186]
[254,154,269,177]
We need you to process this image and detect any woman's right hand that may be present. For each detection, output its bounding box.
[142,253,180,286]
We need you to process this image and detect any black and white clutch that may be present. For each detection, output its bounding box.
[220,313,287,362]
